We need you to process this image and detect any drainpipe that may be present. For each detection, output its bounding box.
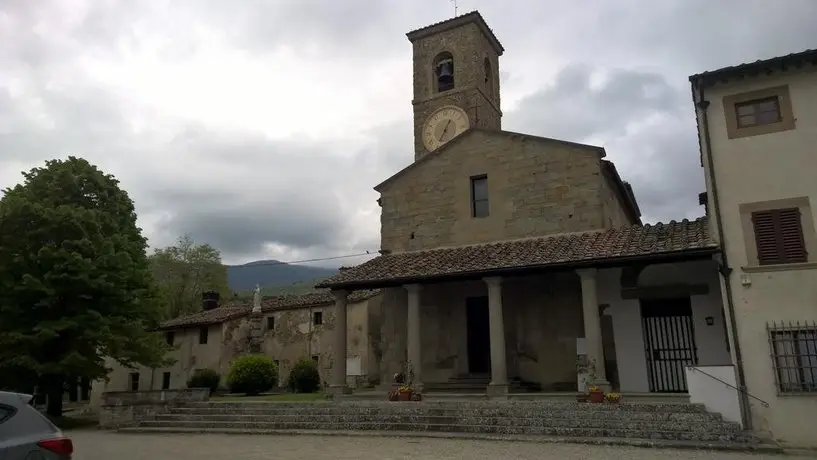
[693,81,752,430]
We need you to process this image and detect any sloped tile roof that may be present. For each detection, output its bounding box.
[316,218,717,289]
[157,290,381,331]
[689,48,817,83]
[406,10,504,55]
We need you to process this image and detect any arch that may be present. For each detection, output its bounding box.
[483,57,493,99]
[433,51,455,92]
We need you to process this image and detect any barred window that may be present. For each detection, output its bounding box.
[768,321,817,394]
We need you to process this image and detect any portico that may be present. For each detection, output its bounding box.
[321,219,728,398]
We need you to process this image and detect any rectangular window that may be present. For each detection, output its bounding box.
[165,331,175,346]
[199,326,209,344]
[312,355,320,365]
[129,372,139,391]
[162,372,171,390]
[768,322,817,394]
[313,311,323,326]
[470,175,489,218]
[751,208,808,265]
[735,96,781,128]
[267,316,275,331]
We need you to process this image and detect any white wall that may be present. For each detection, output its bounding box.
[686,365,742,425]
[597,260,731,393]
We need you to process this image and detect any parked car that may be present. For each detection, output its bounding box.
[0,391,73,459]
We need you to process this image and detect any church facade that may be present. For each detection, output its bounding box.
[317,12,732,399]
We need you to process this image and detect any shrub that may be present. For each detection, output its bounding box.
[227,355,278,396]
[187,369,221,394]
[287,358,321,393]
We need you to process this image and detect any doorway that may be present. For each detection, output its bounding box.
[640,297,698,393]
[466,296,491,374]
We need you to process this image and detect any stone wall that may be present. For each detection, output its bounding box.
[98,388,209,429]
[600,166,638,228]
[379,130,608,253]
[376,273,584,390]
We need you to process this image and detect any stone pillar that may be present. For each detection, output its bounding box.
[329,290,350,395]
[484,276,508,397]
[577,268,609,390]
[405,284,423,393]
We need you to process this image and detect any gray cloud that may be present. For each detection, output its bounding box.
[2,0,817,266]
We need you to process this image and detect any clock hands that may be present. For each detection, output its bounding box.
[439,119,454,142]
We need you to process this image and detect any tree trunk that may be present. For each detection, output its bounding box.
[44,375,64,417]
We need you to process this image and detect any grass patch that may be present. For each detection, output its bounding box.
[212,392,328,402]
[46,415,98,430]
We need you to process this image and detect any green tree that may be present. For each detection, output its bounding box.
[0,157,171,416]
[150,234,229,319]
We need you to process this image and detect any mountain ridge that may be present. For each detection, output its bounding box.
[226,259,337,292]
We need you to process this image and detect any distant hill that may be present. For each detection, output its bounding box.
[226,260,337,293]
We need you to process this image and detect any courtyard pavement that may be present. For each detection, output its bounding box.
[67,431,814,460]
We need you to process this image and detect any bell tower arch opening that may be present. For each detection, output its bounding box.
[407,11,505,160]
[434,52,455,92]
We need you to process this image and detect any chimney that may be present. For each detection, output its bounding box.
[202,291,220,311]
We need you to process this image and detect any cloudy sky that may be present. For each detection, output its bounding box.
[2,0,816,268]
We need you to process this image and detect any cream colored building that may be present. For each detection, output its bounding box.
[690,49,817,448]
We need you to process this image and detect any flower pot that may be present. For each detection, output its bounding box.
[387,391,399,402]
[398,391,412,401]
[589,391,605,403]
[410,392,422,402]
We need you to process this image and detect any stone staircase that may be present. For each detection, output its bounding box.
[423,374,541,393]
[118,400,779,452]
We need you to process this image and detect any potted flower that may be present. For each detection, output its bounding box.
[387,390,399,401]
[588,384,605,403]
[604,392,621,404]
[397,385,413,401]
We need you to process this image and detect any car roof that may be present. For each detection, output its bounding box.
[0,391,34,409]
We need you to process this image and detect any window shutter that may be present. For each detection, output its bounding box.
[778,207,807,263]
[752,211,780,265]
[752,208,807,265]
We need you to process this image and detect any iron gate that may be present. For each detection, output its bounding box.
[641,298,699,393]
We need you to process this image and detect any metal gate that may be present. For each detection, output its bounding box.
[640,298,698,393]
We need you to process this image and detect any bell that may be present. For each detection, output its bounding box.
[437,60,454,87]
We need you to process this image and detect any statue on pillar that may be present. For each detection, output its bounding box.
[252,284,262,313]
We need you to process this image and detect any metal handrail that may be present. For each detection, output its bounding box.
[690,366,770,408]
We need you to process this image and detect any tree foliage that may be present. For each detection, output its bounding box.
[149,234,229,319]
[0,157,172,414]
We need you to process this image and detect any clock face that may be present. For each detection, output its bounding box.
[422,106,470,152]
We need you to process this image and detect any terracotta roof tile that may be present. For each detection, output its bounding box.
[316,218,717,289]
[157,290,381,331]
[689,48,817,83]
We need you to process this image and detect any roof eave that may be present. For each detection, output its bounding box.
[689,49,817,86]
[317,246,720,290]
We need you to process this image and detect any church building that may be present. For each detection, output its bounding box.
[317,11,731,399]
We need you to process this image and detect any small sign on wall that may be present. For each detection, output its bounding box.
[346,356,362,376]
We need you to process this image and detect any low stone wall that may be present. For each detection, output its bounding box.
[99,388,210,429]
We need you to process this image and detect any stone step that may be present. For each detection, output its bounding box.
[180,401,711,413]
[117,427,783,453]
[135,420,760,443]
[166,406,724,422]
[151,413,740,433]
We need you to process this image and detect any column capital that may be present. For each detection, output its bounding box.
[483,276,503,288]
[576,268,598,281]
[331,289,349,301]
[404,284,423,294]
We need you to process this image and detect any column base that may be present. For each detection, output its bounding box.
[486,382,509,399]
[328,385,352,396]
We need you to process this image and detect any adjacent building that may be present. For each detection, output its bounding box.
[690,49,817,447]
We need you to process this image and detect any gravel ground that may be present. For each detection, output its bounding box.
[67,431,812,460]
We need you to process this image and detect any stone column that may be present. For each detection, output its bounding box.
[405,284,423,392]
[577,268,609,390]
[484,276,508,397]
[329,290,350,395]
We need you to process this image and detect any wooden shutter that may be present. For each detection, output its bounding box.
[752,208,807,265]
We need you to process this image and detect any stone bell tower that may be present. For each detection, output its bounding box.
[407,11,504,160]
